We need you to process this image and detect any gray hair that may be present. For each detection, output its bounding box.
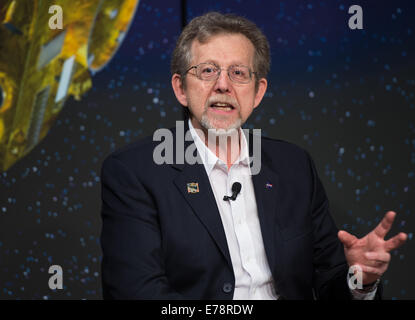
[171,12,271,92]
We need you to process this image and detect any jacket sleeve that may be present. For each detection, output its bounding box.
[100,155,184,299]
[306,152,382,300]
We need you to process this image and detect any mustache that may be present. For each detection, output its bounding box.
[205,95,240,110]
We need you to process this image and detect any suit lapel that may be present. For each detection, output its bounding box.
[173,163,233,269]
[171,122,233,269]
[250,136,285,289]
[170,123,285,286]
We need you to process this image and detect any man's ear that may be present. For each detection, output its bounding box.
[171,74,188,106]
[253,78,268,109]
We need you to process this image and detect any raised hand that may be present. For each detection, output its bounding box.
[338,211,407,285]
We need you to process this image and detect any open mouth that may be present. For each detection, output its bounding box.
[210,102,235,111]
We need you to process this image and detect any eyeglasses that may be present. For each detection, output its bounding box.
[184,62,256,84]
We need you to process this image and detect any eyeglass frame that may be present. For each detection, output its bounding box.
[183,62,257,84]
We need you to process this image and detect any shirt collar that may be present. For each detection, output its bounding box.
[188,119,250,176]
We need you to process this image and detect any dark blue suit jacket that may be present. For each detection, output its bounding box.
[100,124,382,300]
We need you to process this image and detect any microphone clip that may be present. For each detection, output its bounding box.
[223,182,242,201]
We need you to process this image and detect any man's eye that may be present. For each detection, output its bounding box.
[201,68,214,74]
[233,69,246,76]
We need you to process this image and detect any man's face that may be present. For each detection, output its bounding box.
[172,33,267,132]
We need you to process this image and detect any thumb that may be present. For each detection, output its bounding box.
[338,230,358,249]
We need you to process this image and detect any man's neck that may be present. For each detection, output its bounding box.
[190,119,241,169]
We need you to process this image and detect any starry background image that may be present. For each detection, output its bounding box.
[0,0,414,299]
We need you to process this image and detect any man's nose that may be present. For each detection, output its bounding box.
[213,70,232,93]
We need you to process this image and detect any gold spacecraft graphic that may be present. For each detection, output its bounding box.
[0,0,140,171]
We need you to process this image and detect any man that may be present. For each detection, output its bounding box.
[100,12,407,299]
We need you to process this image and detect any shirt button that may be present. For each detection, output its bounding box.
[222,282,233,294]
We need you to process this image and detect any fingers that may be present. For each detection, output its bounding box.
[385,232,408,252]
[365,251,391,267]
[360,265,385,277]
[338,230,358,248]
[351,253,390,282]
[373,211,396,239]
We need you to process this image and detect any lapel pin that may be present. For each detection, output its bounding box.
[265,182,273,189]
[187,182,199,194]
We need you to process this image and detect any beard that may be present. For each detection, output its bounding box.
[200,113,243,132]
[197,94,244,133]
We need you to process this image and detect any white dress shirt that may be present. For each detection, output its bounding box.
[188,119,377,300]
[189,120,278,300]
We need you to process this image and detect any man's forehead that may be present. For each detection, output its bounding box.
[190,33,255,65]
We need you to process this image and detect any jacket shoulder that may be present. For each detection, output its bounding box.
[260,136,311,161]
[101,132,165,175]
